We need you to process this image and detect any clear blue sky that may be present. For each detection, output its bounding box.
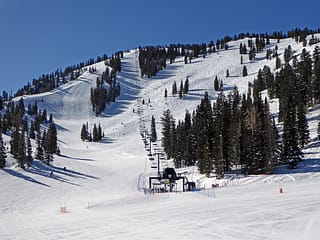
[1,0,320,94]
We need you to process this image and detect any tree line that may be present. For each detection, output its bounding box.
[161,87,280,177]
[0,98,58,168]
[161,43,320,175]
[13,51,123,98]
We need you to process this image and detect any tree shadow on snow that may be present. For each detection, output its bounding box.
[28,161,98,180]
[26,162,81,186]
[59,153,95,162]
[2,168,50,187]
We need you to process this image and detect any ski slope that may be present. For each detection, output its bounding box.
[1,35,320,240]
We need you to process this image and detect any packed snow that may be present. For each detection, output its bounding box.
[1,35,320,240]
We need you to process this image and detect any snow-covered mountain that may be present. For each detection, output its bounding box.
[1,34,320,240]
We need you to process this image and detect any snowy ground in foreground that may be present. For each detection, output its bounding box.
[1,35,320,239]
[1,173,319,240]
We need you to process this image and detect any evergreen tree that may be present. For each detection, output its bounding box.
[249,47,256,60]
[10,128,20,161]
[317,121,320,141]
[179,80,183,99]
[242,65,248,77]
[92,124,98,142]
[81,123,88,141]
[98,123,102,141]
[194,92,213,176]
[164,88,167,98]
[284,45,293,64]
[220,79,224,90]
[252,96,267,174]
[161,109,175,159]
[183,77,189,94]
[0,130,6,168]
[282,94,303,168]
[212,93,226,178]
[26,136,33,167]
[42,109,47,123]
[214,76,220,91]
[313,46,320,103]
[296,103,309,148]
[29,121,35,139]
[297,48,312,106]
[184,110,194,166]
[16,130,26,168]
[226,69,229,77]
[46,122,57,154]
[172,81,177,95]
[35,131,44,161]
[150,115,157,142]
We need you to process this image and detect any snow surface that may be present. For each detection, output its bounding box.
[1,36,320,240]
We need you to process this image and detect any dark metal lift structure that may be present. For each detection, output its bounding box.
[149,167,187,192]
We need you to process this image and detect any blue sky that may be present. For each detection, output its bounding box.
[1,0,320,94]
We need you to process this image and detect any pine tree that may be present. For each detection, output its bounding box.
[184,56,188,64]
[282,94,303,168]
[92,124,98,142]
[98,123,102,141]
[213,93,226,178]
[150,115,157,142]
[284,45,293,64]
[0,130,6,168]
[276,56,281,69]
[195,92,213,176]
[10,128,20,160]
[313,46,320,103]
[46,122,57,154]
[317,121,320,141]
[26,136,33,167]
[220,79,224,90]
[81,123,88,141]
[35,132,44,161]
[16,130,26,168]
[172,81,177,95]
[297,48,312,106]
[161,109,175,159]
[183,77,189,94]
[249,47,256,60]
[296,103,309,148]
[29,121,35,139]
[179,80,183,99]
[184,110,194,166]
[242,65,248,77]
[42,109,47,123]
[214,76,220,91]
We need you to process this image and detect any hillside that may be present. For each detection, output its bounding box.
[1,34,320,240]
